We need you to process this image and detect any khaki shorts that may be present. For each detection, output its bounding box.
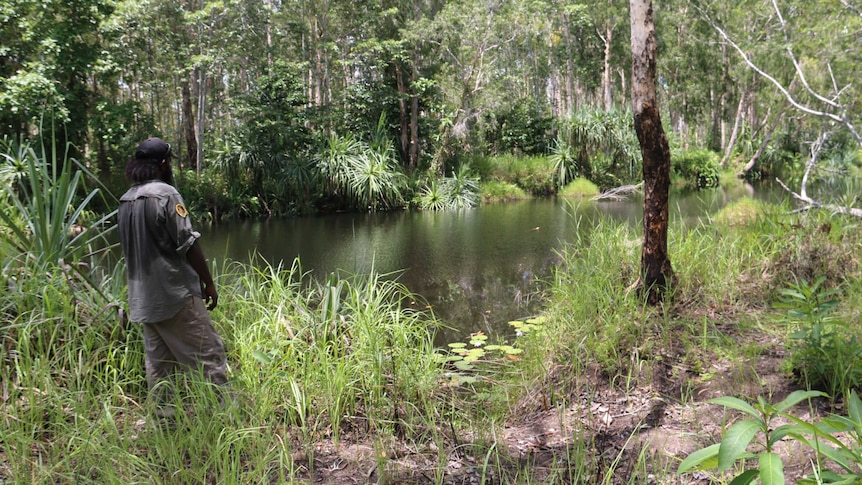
[142,296,228,391]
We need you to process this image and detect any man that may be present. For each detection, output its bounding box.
[118,137,227,414]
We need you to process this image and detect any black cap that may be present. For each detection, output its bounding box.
[134,137,173,160]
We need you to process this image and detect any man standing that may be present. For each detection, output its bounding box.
[118,137,227,414]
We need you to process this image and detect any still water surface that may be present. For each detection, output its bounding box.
[197,183,788,344]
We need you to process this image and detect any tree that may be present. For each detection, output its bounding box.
[0,0,114,162]
[407,0,525,174]
[630,0,673,304]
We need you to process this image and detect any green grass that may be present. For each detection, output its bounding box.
[471,154,557,196]
[480,180,529,203]
[3,141,862,482]
[558,177,600,198]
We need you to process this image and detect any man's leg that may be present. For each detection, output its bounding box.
[149,296,228,386]
[141,323,179,417]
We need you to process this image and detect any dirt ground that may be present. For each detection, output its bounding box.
[288,326,837,484]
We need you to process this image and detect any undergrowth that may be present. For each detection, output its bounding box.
[2,142,862,482]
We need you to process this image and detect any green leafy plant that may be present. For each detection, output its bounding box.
[315,132,407,212]
[678,390,826,484]
[679,390,862,484]
[414,164,480,210]
[775,277,861,399]
[0,139,116,269]
[672,148,720,189]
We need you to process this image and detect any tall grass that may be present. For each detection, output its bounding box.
[3,140,862,482]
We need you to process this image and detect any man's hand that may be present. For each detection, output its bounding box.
[203,283,218,310]
[187,241,218,310]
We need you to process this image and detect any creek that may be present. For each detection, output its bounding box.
[197,181,796,344]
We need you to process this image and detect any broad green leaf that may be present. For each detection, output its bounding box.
[784,416,849,450]
[819,417,853,433]
[848,390,862,426]
[710,396,760,418]
[774,390,827,413]
[729,469,759,485]
[251,350,272,364]
[758,452,784,485]
[786,432,856,473]
[719,420,761,471]
[677,443,720,473]
[768,424,800,445]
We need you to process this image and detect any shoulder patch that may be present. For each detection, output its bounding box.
[175,203,188,218]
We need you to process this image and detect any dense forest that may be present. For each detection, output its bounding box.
[2,0,861,218]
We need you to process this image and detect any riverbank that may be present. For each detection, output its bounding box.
[1,198,861,483]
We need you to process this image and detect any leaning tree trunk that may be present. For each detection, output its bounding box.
[630,0,674,305]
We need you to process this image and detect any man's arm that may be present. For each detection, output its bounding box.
[186,240,218,310]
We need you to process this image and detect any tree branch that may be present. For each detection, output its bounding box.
[775,177,862,218]
[699,6,862,146]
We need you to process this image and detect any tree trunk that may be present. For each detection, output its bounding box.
[601,23,614,111]
[410,66,420,170]
[395,62,409,164]
[742,108,777,177]
[195,66,206,175]
[182,76,198,172]
[630,0,673,305]
[721,89,747,167]
[562,11,575,116]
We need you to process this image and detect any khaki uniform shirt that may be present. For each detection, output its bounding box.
[118,180,202,323]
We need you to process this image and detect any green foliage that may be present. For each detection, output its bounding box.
[0,137,116,269]
[480,98,554,156]
[210,62,313,215]
[316,131,408,212]
[551,107,640,190]
[776,277,862,399]
[176,169,261,221]
[438,316,546,386]
[471,154,556,196]
[673,148,720,189]
[712,197,770,228]
[479,180,528,204]
[679,391,862,485]
[735,125,801,181]
[414,163,480,210]
[89,99,156,175]
[225,259,444,440]
[558,177,600,198]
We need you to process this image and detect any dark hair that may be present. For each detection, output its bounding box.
[125,157,163,183]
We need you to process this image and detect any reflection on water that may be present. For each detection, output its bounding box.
[198,181,794,344]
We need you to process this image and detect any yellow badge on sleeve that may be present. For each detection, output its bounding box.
[175,203,188,218]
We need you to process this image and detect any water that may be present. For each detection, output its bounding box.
[196,181,805,344]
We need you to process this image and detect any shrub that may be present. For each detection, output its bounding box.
[776,277,862,399]
[678,390,862,484]
[673,148,720,189]
[479,181,527,204]
[414,165,480,210]
[558,177,600,198]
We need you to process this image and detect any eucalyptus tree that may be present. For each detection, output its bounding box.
[655,1,727,147]
[631,0,673,305]
[698,0,862,175]
[544,2,604,116]
[588,0,631,110]
[405,0,536,175]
